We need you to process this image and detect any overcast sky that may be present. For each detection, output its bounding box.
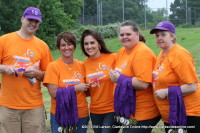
[147,0,175,9]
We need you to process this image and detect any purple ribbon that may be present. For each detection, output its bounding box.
[55,86,78,127]
[114,74,136,118]
[17,68,25,72]
[168,86,187,126]
[15,68,26,77]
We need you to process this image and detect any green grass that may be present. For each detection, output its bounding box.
[43,28,200,133]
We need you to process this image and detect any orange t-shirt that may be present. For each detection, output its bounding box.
[153,44,200,123]
[84,53,117,114]
[0,32,53,109]
[115,42,160,121]
[43,59,88,118]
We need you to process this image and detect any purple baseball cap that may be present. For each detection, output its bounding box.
[23,7,42,22]
[150,21,175,34]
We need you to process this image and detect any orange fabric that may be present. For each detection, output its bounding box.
[84,53,116,114]
[115,42,160,121]
[0,32,53,109]
[153,44,200,123]
[43,59,88,118]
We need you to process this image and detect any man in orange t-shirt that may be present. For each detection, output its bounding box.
[43,32,89,133]
[0,7,53,133]
[110,21,160,133]
[151,21,200,133]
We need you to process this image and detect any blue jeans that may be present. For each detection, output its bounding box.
[90,112,117,133]
[50,113,89,133]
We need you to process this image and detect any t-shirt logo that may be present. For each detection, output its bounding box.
[96,62,111,71]
[13,49,35,69]
[88,71,106,88]
[115,61,127,73]
[63,71,83,87]
[63,79,81,87]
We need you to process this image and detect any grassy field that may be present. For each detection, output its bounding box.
[43,28,200,133]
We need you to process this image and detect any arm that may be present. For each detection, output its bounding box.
[74,83,89,92]
[181,83,197,96]
[155,83,197,99]
[47,83,58,98]
[23,67,45,81]
[0,65,18,75]
[0,64,45,80]
[47,83,89,98]
[132,77,149,90]
[110,70,149,90]
[156,56,198,99]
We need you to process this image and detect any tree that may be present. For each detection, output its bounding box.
[0,0,82,49]
[60,0,83,28]
[0,0,27,34]
[37,0,72,49]
[146,8,168,28]
[82,0,148,25]
[169,0,186,25]
[169,0,200,26]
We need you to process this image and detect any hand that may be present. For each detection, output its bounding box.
[23,66,38,79]
[109,70,120,83]
[74,83,89,92]
[5,65,18,76]
[154,88,168,99]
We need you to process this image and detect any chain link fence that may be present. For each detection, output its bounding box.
[79,4,200,28]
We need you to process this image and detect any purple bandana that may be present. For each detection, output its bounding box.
[168,86,187,126]
[55,86,78,126]
[114,74,136,118]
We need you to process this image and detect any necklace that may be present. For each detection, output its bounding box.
[65,60,76,71]
[67,67,72,70]
[157,52,165,69]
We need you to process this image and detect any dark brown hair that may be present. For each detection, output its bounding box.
[56,32,76,49]
[120,21,146,43]
[80,29,112,57]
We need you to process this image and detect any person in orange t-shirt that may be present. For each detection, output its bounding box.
[150,21,200,133]
[80,29,119,133]
[110,21,161,133]
[0,7,53,133]
[43,32,89,133]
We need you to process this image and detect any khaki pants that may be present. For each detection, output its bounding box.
[0,106,47,133]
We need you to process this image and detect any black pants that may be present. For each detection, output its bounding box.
[164,116,200,133]
[122,115,161,133]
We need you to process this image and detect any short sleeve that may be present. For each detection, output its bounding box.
[43,62,59,86]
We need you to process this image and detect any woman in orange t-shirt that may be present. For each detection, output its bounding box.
[43,32,89,133]
[110,21,161,133]
[150,21,200,133]
[80,29,118,133]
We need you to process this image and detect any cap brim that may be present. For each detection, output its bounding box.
[25,16,42,22]
[150,27,171,34]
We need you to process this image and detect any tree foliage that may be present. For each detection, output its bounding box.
[0,0,82,49]
[2,0,198,49]
[82,0,148,25]
[169,0,200,26]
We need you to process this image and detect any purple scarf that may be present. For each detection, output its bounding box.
[114,74,136,118]
[168,86,187,126]
[55,86,78,127]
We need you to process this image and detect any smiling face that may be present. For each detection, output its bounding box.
[21,17,40,34]
[154,30,175,50]
[119,26,139,51]
[83,35,101,59]
[59,38,75,58]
